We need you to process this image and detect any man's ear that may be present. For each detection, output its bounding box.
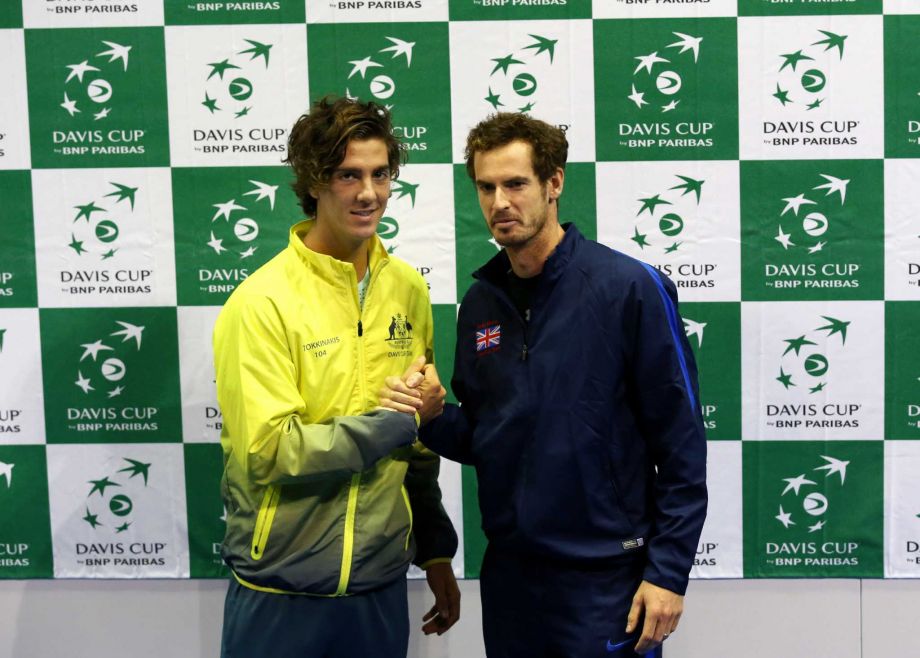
[548,167,565,202]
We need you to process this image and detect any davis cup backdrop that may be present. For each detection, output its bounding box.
[1,0,919,581]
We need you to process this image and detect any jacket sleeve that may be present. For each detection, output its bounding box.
[418,404,475,465]
[627,266,708,596]
[214,292,416,486]
[405,301,459,568]
[417,297,478,464]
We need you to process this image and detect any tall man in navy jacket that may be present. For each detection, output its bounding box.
[382,112,707,656]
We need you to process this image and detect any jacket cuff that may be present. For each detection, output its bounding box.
[641,564,689,596]
[419,557,453,570]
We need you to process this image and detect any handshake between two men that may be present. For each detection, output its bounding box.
[378,355,446,427]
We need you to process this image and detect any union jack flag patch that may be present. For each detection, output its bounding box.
[475,324,501,353]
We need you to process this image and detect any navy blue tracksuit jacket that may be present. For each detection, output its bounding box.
[420,223,707,596]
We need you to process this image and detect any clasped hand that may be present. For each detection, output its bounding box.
[377,355,446,426]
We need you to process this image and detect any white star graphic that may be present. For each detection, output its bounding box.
[94,107,111,121]
[627,84,648,109]
[212,199,246,223]
[807,241,826,254]
[813,174,849,205]
[814,455,849,484]
[0,461,12,488]
[61,92,80,116]
[239,246,257,259]
[781,193,817,216]
[682,318,706,348]
[488,237,502,251]
[79,340,114,362]
[75,371,94,394]
[347,56,383,79]
[808,520,826,533]
[667,32,703,62]
[774,226,795,249]
[65,60,100,84]
[107,386,124,398]
[207,231,227,255]
[380,37,415,67]
[96,41,132,71]
[775,505,795,528]
[110,321,144,349]
[244,181,278,210]
[662,100,680,112]
[782,474,816,496]
[634,52,669,75]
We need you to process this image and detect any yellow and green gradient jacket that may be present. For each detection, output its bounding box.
[214,220,457,595]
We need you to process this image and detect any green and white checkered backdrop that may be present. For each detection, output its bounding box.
[1,0,919,581]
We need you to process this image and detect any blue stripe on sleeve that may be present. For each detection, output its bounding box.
[638,262,698,414]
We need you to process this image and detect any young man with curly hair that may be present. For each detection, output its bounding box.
[214,96,459,658]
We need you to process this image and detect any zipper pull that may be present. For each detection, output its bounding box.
[521,342,528,361]
[357,320,363,337]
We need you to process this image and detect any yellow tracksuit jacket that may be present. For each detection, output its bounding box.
[213,220,457,595]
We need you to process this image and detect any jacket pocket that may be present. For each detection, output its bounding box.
[251,485,281,561]
[400,485,414,551]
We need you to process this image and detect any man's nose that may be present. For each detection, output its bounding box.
[493,186,511,209]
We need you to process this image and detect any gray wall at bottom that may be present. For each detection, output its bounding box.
[0,578,917,658]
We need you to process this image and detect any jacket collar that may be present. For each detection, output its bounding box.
[288,219,389,284]
[473,222,582,286]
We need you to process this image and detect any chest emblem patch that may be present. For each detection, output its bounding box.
[475,324,501,354]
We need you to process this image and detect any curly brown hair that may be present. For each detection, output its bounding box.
[284,96,403,217]
[464,113,568,183]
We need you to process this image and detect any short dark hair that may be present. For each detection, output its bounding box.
[284,96,403,217]
[464,113,568,183]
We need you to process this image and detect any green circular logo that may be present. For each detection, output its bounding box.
[658,213,684,237]
[802,212,828,238]
[656,71,682,95]
[376,217,399,240]
[512,73,537,97]
[109,494,133,517]
[100,357,126,382]
[234,218,259,242]
[95,220,119,243]
[228,78,253,101]
[801,69,826,94]
[370,75,395,100]
[803,353,829,377]
[803,492,828,516]
[87,79,113,104]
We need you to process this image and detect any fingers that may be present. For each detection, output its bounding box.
[421,605,442,635]
[417,365,448,426]
[631,582,683,654]
[421,598,460,635]
[624,594,642,634]
[377,374,422,415]
[401,355,426,387]
[634,610,666,654]
[422,563,461,635]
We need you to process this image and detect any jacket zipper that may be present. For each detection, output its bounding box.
[335,258,386,595]
[400,485,414,551]
[335,473,361,595]
[250,485,281,560]
[485,280,529,360]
